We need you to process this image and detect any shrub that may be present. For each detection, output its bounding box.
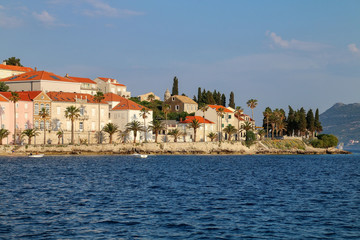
[310,134,338,148]
[245,130,256,147]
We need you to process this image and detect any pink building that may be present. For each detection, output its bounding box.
[0,92,34,144]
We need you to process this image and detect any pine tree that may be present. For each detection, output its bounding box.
[221,93,226,106]
[229,91,235,108]
[171,76,179,96]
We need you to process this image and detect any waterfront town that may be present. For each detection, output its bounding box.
[0,60,255,145]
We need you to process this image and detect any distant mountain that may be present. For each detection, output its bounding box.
[320,102,360,146]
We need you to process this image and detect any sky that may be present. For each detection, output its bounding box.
[1,0,360,123]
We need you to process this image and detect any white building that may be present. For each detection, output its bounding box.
[0,62,33,79]
[94,77,131,98]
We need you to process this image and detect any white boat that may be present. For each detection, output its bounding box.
[28,154,44,158]
[133,153,148,158]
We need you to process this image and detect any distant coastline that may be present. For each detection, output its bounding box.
[1,140,350,156]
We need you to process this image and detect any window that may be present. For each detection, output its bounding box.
[16,113,18,119]
[40,103,44,111]
[25,123,28,129]
[40,121,44,130]
[91,122,95,131]
[172,97,175,101]
[92,108,95,116]
[35,121,39,129]
[80,107,84,116]
[228,115,231,119]
[79,122,83,131]
[175,105,179,111]
[16,124,18,129]
[46,121,50,130]
[25,103,28,109]
[57,107,61,115]
[16,103,19,109]
[46,104,50,113]
[25,113,28,119]
[35,103,39,115]
[1,124,4,129]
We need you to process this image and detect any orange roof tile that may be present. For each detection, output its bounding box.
[208,105,233,113]
[180,116,214,124]
[0,94,8,102]
[109,95,150,111]
[103,92,125,102]
[0,71,78,83]
[47,92,107,104]
[0,92,34,101]
[0,64,33,72]
[66,76,97,84]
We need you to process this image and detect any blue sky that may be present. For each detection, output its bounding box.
[1,0,360,123]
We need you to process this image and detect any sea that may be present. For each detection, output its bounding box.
[0,152,359,239]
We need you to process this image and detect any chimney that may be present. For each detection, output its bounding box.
[66,73,69,78]
[2,61,6,65]
[34,67,37,71]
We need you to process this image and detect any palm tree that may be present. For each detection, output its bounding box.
[103,123,119,144]
[246,99,258,125]
[242,121,253,132]
[223,124,237,141]
[65,105,80,145]
[263,108,272,138]
[188,118,201,142]
[9,91,20,145]
[0,129,10,145]
[139,108,150,142]
[207,132,218,142]
[234,106,244,141]
[21,128,39,145]
[56,130,63,145]
[126,120,143,143]
[118,130,129,143]
[39,107,50,145]
[199,105,209,142]
[217,107,225,141]
[162,104,171,142]
[168,128,182,142]
[257,129,266,140]
[269,112,278,139]
[148,119,165,143]
[93,91,105,144]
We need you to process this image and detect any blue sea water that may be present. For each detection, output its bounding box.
[0,154,359,239]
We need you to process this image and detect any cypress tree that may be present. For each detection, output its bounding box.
[201,89,207,105]
[221,93,226,106]
[207,91,216,104]
[229,91,235,108]
[287,106,295,136]
[314,108,322,135]
[197,87,202,104]
[306,109,315,137]
[298,108,307,136]
[171,76,179,96]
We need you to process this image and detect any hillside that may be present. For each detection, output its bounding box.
[320,103,360,146]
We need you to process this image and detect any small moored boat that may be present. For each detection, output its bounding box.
[133,153,148,159]
[28,154,44,158]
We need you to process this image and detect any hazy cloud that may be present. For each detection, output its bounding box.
[33,10,56,24]
[348,43,359,54]
[83,0,144,17]
[266,31,330,51]
[0,12,23,28]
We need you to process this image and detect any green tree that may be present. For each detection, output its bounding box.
[171,76,179,96]
[147,94,155,102]
[188,118,201,142]
[306,109,315,137]
[314,108,322,135]
[223,124,237,141]
[235,106,244,141]
[0,82,9,92]
[168,128,182,142]
[103,123,119,144]
[149,119,165,143]
[126,120,143,143]
[56,130,63,145]
[21,128,39,145]
[207,132,217,142]
[65,106,80,145]
[298,108,307,136]
[93,91,105,144]
[0,129,10,145]
[9,92,20,145]
[39,107,50,145]
[245,130,256,147]
[221,93,226,107]
[197,87,202,104]
[4,57,22,66]
[246,99,258,124]
[287,106,296,136]
[257,129,266,140]
[199,105,209,142]
[229,91,235,109]
[263,107,272,138]
[139,108,150,142]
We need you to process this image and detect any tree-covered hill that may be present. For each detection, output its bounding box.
[320,103,360,145]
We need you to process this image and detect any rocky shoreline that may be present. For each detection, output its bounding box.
[1,141,351,156]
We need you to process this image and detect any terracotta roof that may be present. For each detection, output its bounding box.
[109,95,151,111]
[208,105,233,113]
[103,92,125,102]
[0,94,8,102]
[0,71,78,83]
[66,76,97,84]
[0,64,33,72]
[180,116,214,124]
[0,92,35,101]
[168,95,197,104]
[47,92,107,104]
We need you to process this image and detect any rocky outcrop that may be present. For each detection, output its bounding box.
[0,141,350,156]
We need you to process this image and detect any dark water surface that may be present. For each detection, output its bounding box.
[0,154,359,239]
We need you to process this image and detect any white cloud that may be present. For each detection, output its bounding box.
[0,13,23,28]
[348,43,359,54]
[33,10,55,25]
[266,31,330,51]
[83,0,144,17]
